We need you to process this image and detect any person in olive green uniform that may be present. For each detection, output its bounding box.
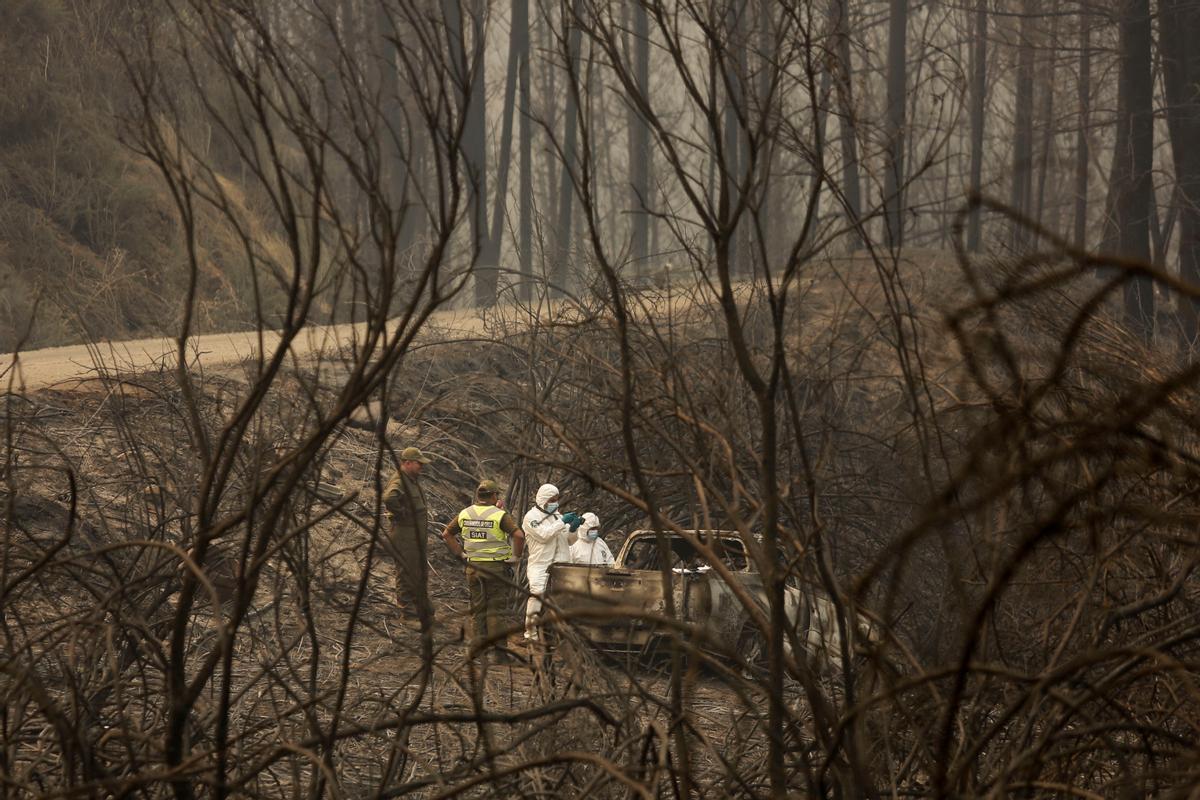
[441,480,525,652]
[383,446,432,628]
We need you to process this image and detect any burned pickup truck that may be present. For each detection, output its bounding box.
[544,529,849,667]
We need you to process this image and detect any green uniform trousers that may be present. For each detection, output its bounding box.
[389,524,431,626]
[465,560,511,647]
[383,472,429,626]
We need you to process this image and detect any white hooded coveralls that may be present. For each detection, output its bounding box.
[522,483,572,639]
[569,512,614,566]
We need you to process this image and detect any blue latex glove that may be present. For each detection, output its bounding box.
[561,511,583,531]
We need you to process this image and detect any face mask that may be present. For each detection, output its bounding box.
[586,529,600,541]
[545,502,559,514]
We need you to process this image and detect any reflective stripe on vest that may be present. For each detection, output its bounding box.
[458,504,510,561]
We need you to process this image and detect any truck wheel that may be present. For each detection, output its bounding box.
[737,626,768,680]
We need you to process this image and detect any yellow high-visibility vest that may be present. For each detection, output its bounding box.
[457,504,510,561]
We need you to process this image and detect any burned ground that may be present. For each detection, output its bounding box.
[5,252,1200,796]
[0,332,805,797]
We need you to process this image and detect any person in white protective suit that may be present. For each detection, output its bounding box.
[569,512,614,566]
[521,483,577,641]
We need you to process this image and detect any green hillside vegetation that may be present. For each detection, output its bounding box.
[0,1,286,351]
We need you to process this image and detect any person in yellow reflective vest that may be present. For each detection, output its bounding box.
[441,479,525,654]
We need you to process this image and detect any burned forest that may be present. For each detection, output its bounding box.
[4,0,1200,797]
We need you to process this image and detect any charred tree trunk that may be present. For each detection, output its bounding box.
[629,2,651,278]
[518,0,534,301]
[453,1,492,306]
[735,12,753,273]
[1100,76,1129,255]
[967,0,987,251]
[757,1,778,263]
[552,0,583,297]
[1117,0,1155,337]
[1034,3,1059,232]
[722,5,745,273]
[883,0,908,248]
[445,0,490,303]
[832,0,864,250]
[1010,2,1035,249]
[1073,7,1091,251]
[376,6,426,261]
[1160,0,1200,344]
[477,0,525,306]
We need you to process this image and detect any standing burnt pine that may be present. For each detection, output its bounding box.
[382,446,434,630]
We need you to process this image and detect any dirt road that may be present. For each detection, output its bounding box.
[2,251,953,394]
[0,308,502,393]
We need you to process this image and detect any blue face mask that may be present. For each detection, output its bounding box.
[586,529,600,541]
[545,502,559,514]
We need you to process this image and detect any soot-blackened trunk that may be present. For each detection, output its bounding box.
[883,0,908,248]
[1073,9,1091,251]
[1160,0,1200,344]
[967,0,987,251]
[1116,0,1155,338]
[833,0,864,249]
[1010,3,1035,249]
[629,2,651,278]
